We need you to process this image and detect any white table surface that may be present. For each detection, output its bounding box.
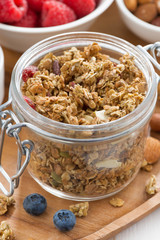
[110,207,160,240]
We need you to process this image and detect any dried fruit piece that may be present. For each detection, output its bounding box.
[69,202,89,217]
[23,96,36,110]
[22,65,38,82]
[12,8,38,27]
[145,175,157,195]
[144,137,160,164]
[135,3,157,22]
[0,221,15,240]
[109,197,124,207]
[0,0,28,23]
[41,1,76,27]
[53,209,76,232]
[53,60,61,75]
[0,195,15,216]
[62,0,96,18]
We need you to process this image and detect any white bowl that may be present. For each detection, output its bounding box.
[0,0,113,52]
[0,46,4,104]
[116,0,160,43]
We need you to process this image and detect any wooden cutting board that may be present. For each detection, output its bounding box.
[1,132,160,240]
[1,2,160,239]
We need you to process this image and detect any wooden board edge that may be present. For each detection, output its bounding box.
[79,192,160,240]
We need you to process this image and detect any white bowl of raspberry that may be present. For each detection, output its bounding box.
[0,0,113,52]
[0,46,4,104]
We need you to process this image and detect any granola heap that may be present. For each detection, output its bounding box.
[109,197,124,207]
[69,202,89,217]
[145,175,157,195]
[22,43,146,125]
[0,221,15,240]
[0,196,15,216]
[22,43,147,197]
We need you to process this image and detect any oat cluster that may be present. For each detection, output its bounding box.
[22,43,146,125]
[0,221,15,240]
[0,196,15,216]
[145,175,157,195]
[69,202,89,217]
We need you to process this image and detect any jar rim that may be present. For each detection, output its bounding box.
[11,32,157,140]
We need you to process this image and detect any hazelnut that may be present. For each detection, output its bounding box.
[135,3,158,22]
[144,137,160,164]
[150,113,160,131]
[138,0,154,4]
[124,0,137,12]
[155,0,160,13]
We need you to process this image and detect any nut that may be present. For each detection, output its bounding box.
[138,0,154,4]
[135,3,158,22]
[151,16,160,26]
[144,137,160,164]
[150,113,160,131]
[124,0,137,12]
[155,0,160,13]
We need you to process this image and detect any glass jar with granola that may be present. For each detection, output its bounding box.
[3,32,159,200]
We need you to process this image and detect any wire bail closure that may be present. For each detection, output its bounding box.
[137,42,160,72]
[0,102,34,196]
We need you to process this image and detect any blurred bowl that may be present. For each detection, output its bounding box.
[0,46,4,104]
[116,0,160,43]
[0,0,113,52]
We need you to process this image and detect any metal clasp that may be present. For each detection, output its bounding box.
[0,98,34,196]
[137,42,160,72]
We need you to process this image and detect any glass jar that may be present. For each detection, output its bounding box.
[0,32,159,201]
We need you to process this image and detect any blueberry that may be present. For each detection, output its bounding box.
[53,209,76,232]
[23,193,47,216]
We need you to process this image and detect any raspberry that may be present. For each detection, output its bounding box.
[11,9,38,27]
[27,0,48,12]
[61,0,96,18]
[23,96,36,109]
[22,65,38,82]
[41,1,76,27]
[0,0,28,23]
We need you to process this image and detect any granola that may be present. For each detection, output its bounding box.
[145,175,157,195]
[28,129,146,197]
[0,221,15,240]
[0,196,15,216]
[109,197,124,207]
[69,202,89,217]
[22,43,146,125]
[21,43,148,197]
